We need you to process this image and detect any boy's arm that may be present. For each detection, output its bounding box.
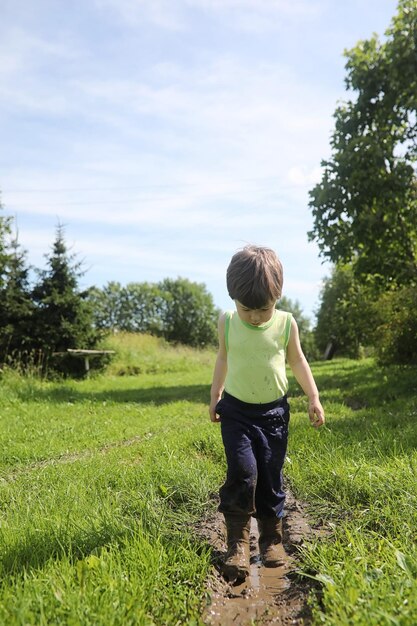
[286,317,325,428]
[209,313,228,423]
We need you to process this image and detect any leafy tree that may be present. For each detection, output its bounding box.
[88,278,218,346]
[88,282,124,331]
[89,282,165,334]
[308,0,417,289]
[314,264,376,358]
[31,225,100,375]
[158,277,218,347]
[119,282,165,334]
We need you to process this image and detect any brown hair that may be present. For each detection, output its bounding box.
[226,245,283,308]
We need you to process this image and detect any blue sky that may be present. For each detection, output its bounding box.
[1,0,398,321]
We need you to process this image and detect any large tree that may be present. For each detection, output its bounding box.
[158,277,218,347]
[308,0,417,289]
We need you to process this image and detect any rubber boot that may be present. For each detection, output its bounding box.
[258,516,286,567]
[222,514,251,582]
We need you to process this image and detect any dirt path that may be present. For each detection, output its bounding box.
[199,491,321,626]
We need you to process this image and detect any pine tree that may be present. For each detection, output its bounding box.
[0,234,35,365]
[32,224,100,375]
[0,193,12,290]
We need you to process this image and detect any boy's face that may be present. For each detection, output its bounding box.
[235,299,276,327]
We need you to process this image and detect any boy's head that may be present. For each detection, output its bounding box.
[226,245,283,309]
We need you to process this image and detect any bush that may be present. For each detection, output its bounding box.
[374,286,417,365]
[314,264,377,359]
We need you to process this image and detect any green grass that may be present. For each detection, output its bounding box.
[286,359,417,626]
[0,337,222,625]
[1,334,417,624]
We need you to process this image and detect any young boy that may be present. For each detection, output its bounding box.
[209,245,325,582]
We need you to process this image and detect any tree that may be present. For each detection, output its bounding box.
[89,282,165,334]
[308,0,417,289]
[31,225,100,375]
[88,277,218,347]
[119,282,165,334]
[373,285,417,364]
[158,277,218,347]
[0,193,12,290]
[88,282,124,331]
[314,264,376,358]
[0,234,35,365]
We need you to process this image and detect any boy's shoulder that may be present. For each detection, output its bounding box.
[275,308,292,320]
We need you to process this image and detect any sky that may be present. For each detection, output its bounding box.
[0,0,399,322]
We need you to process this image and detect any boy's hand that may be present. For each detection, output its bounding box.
[308,398,325,428]
[209,399,221,423]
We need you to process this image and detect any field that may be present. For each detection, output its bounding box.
[1,333,417,625]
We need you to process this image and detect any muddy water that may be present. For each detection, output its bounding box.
[202,491,316,626]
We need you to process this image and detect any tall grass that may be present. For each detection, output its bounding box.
[100,332,215,376]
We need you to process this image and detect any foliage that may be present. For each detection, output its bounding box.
[158,277,218,347]
[373,285,417,364]
[31,225,101,376]
[0,235,35,365]
[308,0,417,289]
[88,282,124,331]
[90,277,219,348]
[277,296,319,361]
[89,281,165,334]
[314,264,376,358]
[119,281,165,334]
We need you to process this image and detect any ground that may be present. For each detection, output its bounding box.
[198,490,325,626]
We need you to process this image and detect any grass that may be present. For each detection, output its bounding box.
[0,336,222,625]
[1,333,417,624]
[286,359,417,625]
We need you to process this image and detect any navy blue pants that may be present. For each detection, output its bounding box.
[216,391,290,518]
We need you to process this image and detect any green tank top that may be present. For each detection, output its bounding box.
[224,309,292,404]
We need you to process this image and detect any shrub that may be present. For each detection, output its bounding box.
[374,286,417,365]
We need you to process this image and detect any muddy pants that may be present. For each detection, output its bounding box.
[216,391,290,518]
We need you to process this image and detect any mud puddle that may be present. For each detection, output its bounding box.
[199,490,322,626]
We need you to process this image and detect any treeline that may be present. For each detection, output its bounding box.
[0,218,101,376]
[310,0,417,365]
[0,213,218,376]
[88,278,219,347]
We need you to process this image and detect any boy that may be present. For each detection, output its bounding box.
[209,245,325,582]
